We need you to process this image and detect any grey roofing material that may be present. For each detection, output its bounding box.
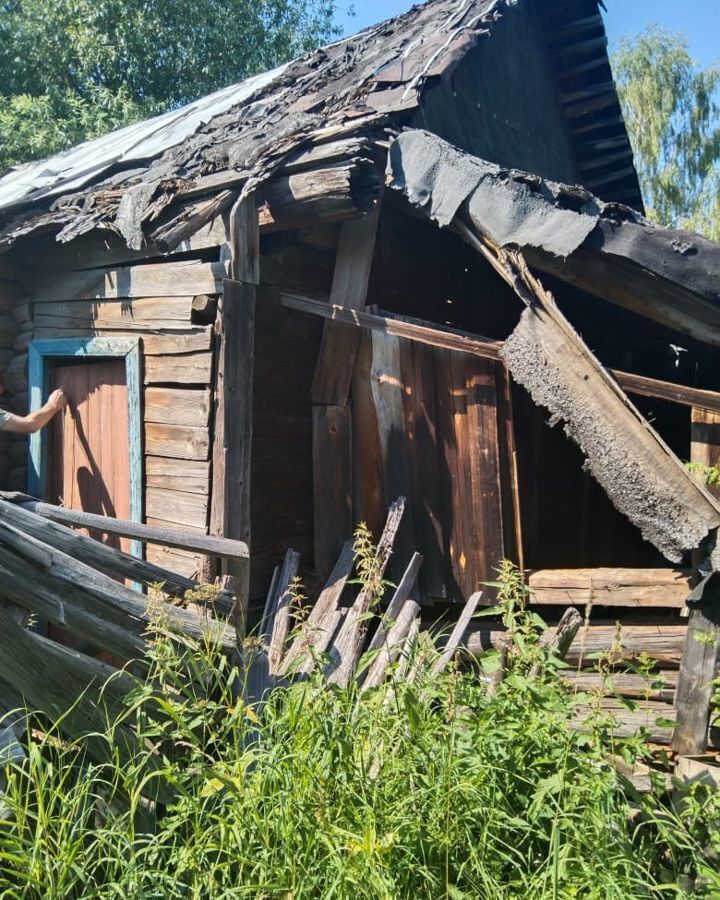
[0,0,507,251]
[386,129,720,334]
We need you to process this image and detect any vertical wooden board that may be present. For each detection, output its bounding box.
[400,339,446,601]
[368,330,415,580]
[207,278,255,590]
[691,407,720,500]
[434,349,504,602]
[312,405,352,585]
[495,366,523,571]
[351,331,386,538]
[311,209,380,405]
[464,354,505,595]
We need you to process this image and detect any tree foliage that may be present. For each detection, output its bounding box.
[0,0,340,170]
[612,26,720,240]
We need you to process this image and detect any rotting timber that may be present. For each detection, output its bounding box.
[0,0,719,778]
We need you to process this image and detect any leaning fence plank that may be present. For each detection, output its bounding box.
[432,591,483,676]
[4,495,249,560]
[267,550,301,675]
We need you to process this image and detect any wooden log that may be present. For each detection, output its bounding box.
[312,405,352,585]
[527,568,693,607]
[150,190,237,252]
[144,387,211,427]
[0,516,235,653]
[562,670,677,702]
[466,622,688,667]
[0,550,145,661]
[32,327,213,356]
[32,260,226,303]
[432,591,483,676]
[267,550,301,675]
[6,496,248,560]
[0,498,218,603]
[280,540,355,677]
[326,498,405,686]
[145,487,208,530]
[257,160,381,230]
[311,208,380,405]
[143,352,213,385]
[614,373,720,417]
[673,571,720,756]
[146,457,210,495]
[32,296,195,325]
[144,422,210,460]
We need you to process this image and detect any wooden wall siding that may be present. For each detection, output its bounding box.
[18,252,225,580]
[0,270,24,491]
[352,331,508,603]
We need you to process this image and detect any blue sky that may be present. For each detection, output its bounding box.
[338,0,720,67]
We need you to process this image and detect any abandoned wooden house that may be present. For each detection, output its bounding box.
[0,0,719,756]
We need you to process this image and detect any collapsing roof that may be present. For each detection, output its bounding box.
[387,129,720,562]
[0,0,640,252]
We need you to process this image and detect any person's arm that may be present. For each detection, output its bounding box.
[0,389,67,434]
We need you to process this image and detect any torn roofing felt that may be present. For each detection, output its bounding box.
[387,129,720,562]
[387,129,720,346]
[0,0,511,251]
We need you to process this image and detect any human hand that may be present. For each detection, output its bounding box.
[47,388,68,412]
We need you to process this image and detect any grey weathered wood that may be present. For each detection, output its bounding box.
[0,498,222,603]
[5,495,248,560]
[205,200,257,631]
[267,550,301,675]
[0,517,235,654]
[529,607,583,677]
[432,591,483,676]
[326,498,405,686]
[311,208,380,405]
[280,540,355,676]
[365,552,423,659]
[362,598,421,691]
[673,571,720,755]
[527,567,693,607]
[312,405,352,585]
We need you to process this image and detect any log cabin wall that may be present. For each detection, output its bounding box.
[0,257,23,490]
[6,226,231,578]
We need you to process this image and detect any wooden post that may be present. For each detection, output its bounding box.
[206,195,258,639]
[673,565,720,756]
[310,207,380,583]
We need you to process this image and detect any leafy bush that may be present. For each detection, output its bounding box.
[0,565,718,898]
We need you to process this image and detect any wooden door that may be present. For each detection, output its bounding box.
[49,359,131,554]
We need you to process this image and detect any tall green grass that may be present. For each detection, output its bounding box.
[0,563,718,899]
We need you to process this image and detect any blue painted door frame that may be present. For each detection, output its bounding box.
[27,338,143,540]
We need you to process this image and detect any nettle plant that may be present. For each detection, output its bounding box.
[0,556,718,897]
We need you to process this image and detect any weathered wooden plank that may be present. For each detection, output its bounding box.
[311,209,380,405]
[144,387,211,427]
[145,422,210,460]
[32,259,227,302]
[32,296,195,322]
[691,408,720,500]
[400,340,446,601]
[146,487,209,530]
[34,327,213,355]
[146,456,210,495]
[312,405,352,585]
[0,497,213,601]
[143,352,213,385]
[267,549,301,675]
[432,592,483,676]
[466,622,688,667]
[8,496,247,560]
[563,670,678,701]
[673,572,720,755]
[146,544,204,579]
[615,372,720,416]
[326,497,405,686]
[281,539,355,676]
[528,568,693,607]
[496,365,524,571]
